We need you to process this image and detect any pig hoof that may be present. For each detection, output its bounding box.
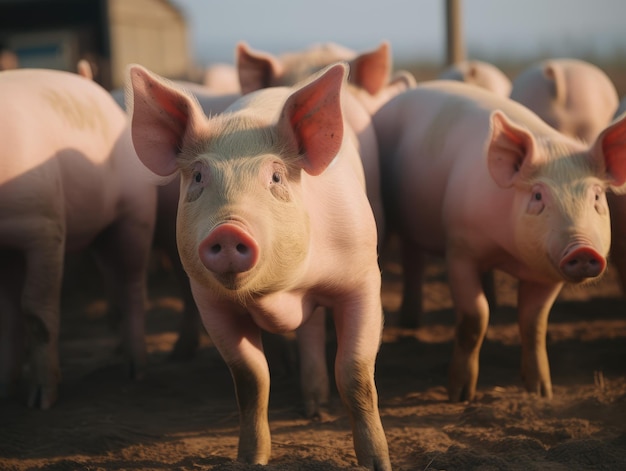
[304,401,329,420]
[448,384,474,403]
[27,384,58,410]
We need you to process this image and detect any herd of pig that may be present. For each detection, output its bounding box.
[1,41,626,470]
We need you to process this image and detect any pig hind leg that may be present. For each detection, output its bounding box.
[91,216,153,380]
[21,241,65,409]
[398,240,426,328]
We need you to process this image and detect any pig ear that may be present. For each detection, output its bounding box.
[348,41,391,96]
[543,61,566,104]
[127,64,201,177]
[487,111,539,188]
[388,70,417,94]
[591,113,626,189]
[280,63,346,176]
[236,41,283,95]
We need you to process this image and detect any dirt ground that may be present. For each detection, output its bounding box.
[1,236,626,471]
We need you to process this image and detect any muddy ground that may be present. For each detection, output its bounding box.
[1,236,626,471]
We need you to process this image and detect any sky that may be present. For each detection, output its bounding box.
[170,0,626,67]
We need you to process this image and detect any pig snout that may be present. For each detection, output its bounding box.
[199,223,259,276]
[559,245,606,282]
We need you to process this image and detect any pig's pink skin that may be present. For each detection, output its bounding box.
[510,59,619,143]
[439,60,512,97]
[128,63,390,470]
[373,80,626,402]
[0,69,156,409]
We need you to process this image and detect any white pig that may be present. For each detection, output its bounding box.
[510,58,619,143]
[127,63,391,470]
[0,69,156,409]
[439,60,512,97]
[373,80,626,402]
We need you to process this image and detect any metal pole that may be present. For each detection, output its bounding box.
[446,0,466,65]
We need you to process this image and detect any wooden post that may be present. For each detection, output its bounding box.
[445,0,465,66]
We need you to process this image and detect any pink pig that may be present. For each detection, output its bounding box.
[0,69,156,409]
[127,63,391,469]
[439,60,512,97]
[510,58,619,143]
[373,80,626,402]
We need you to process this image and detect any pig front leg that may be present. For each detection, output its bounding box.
[332,278,391,470]
[295,306,329,419]
[517,280,562,399]
[193,289,271,464]
[0,253,25,399]
[447,257,490,402]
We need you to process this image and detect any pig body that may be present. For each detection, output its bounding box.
[128,63,390,469]
[439,60,512,97]
[374,80,626,401]
[0,69,156,408]
[510,58,619,143]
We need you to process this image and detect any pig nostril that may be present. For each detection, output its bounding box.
[236,243,248,254]
[210,244,222,254]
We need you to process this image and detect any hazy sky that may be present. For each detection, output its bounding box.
[170,0,626,66]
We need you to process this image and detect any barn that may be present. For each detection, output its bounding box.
[0,0,190,89]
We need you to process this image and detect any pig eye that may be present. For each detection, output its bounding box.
[269,164,290,202]
[187,166,207,203]
[527,186,545,215]
[593,186,607,215]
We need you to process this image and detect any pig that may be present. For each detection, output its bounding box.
[127,62,391,469]
[237,40,416,115]
[0,68,156,409]
[439,60,512,97]
[510,58,619,143]
[373,80,626,402]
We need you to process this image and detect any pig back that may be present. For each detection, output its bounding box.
[0,69,131,249]
[375,80,559,252]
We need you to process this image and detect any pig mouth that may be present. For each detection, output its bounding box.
[211,271,254,291]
